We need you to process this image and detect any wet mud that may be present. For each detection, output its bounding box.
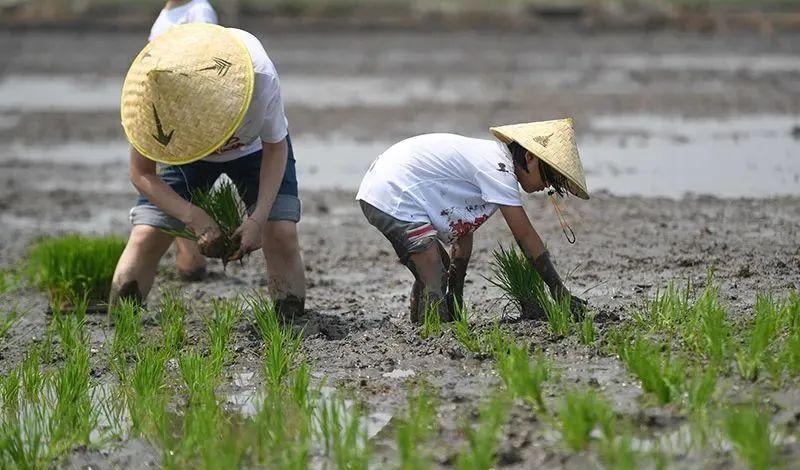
[0,27,799,468]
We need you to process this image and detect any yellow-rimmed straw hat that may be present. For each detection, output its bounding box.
[490,118,589,200]
[121,23,254,165]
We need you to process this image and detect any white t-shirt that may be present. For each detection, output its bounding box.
[356,134,523,243]
[202,29,289,162]
[149,0,218,41]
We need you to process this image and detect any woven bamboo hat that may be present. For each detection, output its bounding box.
[490,118,589,200]
[121,23,254,165]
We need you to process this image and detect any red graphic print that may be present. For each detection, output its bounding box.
[449,214,489,238]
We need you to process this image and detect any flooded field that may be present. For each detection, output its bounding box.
[1,27,799,468]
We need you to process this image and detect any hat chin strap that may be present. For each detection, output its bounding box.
[548,190,576,244]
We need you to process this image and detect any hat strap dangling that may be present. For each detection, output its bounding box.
[548,190,576,244]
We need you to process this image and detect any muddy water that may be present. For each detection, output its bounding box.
[1,29,800,469]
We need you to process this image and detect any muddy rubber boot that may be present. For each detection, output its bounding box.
[274,295,305,321]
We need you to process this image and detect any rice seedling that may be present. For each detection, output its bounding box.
[158,290,188,355]
[245,292,304,390]
[685,369,717,417]
[51,299,89,357]
[723,402,776,470]
[205,297,242,372]
[579,311,597,345]
[420,300,443,339]
[736,294,783,382]
[685,281,731,369]
[162,180,247,262]
[632,282,691,334]
[21,347,46,403]
[537,286,574,337]
[127,345,169,436]
[316,393,370,470]
[616,335,685,405]
[558,388,613,451]
[455,393,510,470]
[25,234,125,308]
[451,302,481,353]
[395,386,437,470]
[0,399,50,469]
[109,298,142,359]
[50,341,97,453]
[254,390,311,469]
[0,268,20,295]
[495,341,550,412]
[486,245,547,319]
[0,307,20,341]
[597,412,637,470]
[178,389,224,463]
[179,349,219,404]
[1,368,20,416]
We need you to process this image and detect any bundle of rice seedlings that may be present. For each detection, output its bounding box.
[26,234,126,310]
[164,180,247,262]
[486,245,548,320]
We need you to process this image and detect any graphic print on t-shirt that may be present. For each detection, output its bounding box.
[440,197,493,239]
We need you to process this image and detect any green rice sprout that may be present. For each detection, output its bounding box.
[486,245,547,319]
[316,393,370,470]
[736,294,783,382]
[109,298,142,360]
[51,341,96,452]
[25,234,125,308]
[723,402,776,470]
[538,285,574,337]
[579,311,597,345]
[451,302,481,353]
[782,292,800,376]
[495,342,550,412]
[158,290,188,355]
[455,393,510,470]
[597,416,637,470]
[0,307,20,341]
[558,388,612,451]
[396,386,437,470]
[128,345,168,437]
[616,335,685,405]
[245,292,304,391]
[179,349,219,404]
[420,300,443,339]
[162,180,247,262]
[205,297,243,372]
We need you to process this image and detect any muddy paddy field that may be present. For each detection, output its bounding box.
[0,27,799,468]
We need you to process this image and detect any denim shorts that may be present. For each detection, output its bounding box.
[131,135,301,231]
[359,200,440,264]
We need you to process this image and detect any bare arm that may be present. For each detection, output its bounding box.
[230,138,288,258]
[448,232,473,309]
[129,146,218,239]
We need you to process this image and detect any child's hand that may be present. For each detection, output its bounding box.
[186,207,223,257]
[228,217,265,261]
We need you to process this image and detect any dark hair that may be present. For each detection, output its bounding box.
[507,141,529,173]
[539,159,570,197]
[508,141,570,197]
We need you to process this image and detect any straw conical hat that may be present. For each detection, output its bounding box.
[121,24,254,165]
[490,118,589,200]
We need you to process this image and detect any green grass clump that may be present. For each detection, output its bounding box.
[495,341,550,412]
[164,180,247,261]
[723,402,776,470]
[539,288,574,337]
[26,234,125,308]
[736,294,783,382]
[158,291,188,356]
[205,297,243,371]
[420,301,443,339]
[451,302,481,353]
[245,292,304,391]
[616,335,684,405]
[316,393,370,470]
[487,245,547,319]
[455,393,510,470]
[396,386,437,470]
[558,389,613,451]
[579,312,597,345]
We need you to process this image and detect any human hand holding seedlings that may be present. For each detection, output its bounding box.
[184,205,225,258]
[228,217,265,261]
[500,205,587,318]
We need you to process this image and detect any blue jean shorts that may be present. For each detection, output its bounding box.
[130,135,301,231]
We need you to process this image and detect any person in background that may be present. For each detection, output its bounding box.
[356,119,588,324]
[150,0,218,42]
[146,0,220,281]
[112,24,306,318]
